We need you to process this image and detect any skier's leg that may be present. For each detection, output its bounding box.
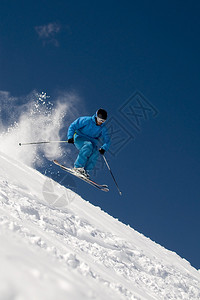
[74,137,93,168]
[85,146,99,171]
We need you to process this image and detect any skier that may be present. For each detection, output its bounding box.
[67,108,110,178]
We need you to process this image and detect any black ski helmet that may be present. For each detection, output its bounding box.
[96,108,107,120]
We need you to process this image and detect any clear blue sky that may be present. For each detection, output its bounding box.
[0,0,200,269]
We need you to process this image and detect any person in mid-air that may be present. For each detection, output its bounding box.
[67,108,110,178]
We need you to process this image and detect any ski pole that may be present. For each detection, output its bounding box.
[102,155,122,196]
[19,140,68,146]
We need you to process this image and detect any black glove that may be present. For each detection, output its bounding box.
[99,148,105,155]
[68,138,74,144]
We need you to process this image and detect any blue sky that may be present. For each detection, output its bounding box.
[0,0,200,269]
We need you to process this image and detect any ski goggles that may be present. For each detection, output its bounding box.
[96,116,106,123]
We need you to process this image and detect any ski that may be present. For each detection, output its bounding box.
[53,160,109,192]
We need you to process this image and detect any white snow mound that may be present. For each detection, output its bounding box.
[0,151,200,300]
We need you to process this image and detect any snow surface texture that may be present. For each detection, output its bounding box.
[0,151,200,300]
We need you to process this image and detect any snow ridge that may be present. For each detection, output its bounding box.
[0,152,200,300]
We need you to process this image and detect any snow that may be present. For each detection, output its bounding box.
[0,150,200,300]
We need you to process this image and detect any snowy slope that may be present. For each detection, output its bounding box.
[0,151,200,300]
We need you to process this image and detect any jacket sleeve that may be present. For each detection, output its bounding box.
[101,126,111,151]
[67,117,86,139]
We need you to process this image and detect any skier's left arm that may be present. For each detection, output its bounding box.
[100,126,111,152]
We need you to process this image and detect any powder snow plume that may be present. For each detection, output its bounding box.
[0,90,83,167]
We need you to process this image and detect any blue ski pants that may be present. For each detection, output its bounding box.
[74,135,99,171]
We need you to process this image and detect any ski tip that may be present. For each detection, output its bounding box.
[102,188,109,192]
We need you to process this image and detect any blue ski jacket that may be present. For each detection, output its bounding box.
[67,115,111,151]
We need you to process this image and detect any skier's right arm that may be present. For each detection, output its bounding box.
[67,117,86,140]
